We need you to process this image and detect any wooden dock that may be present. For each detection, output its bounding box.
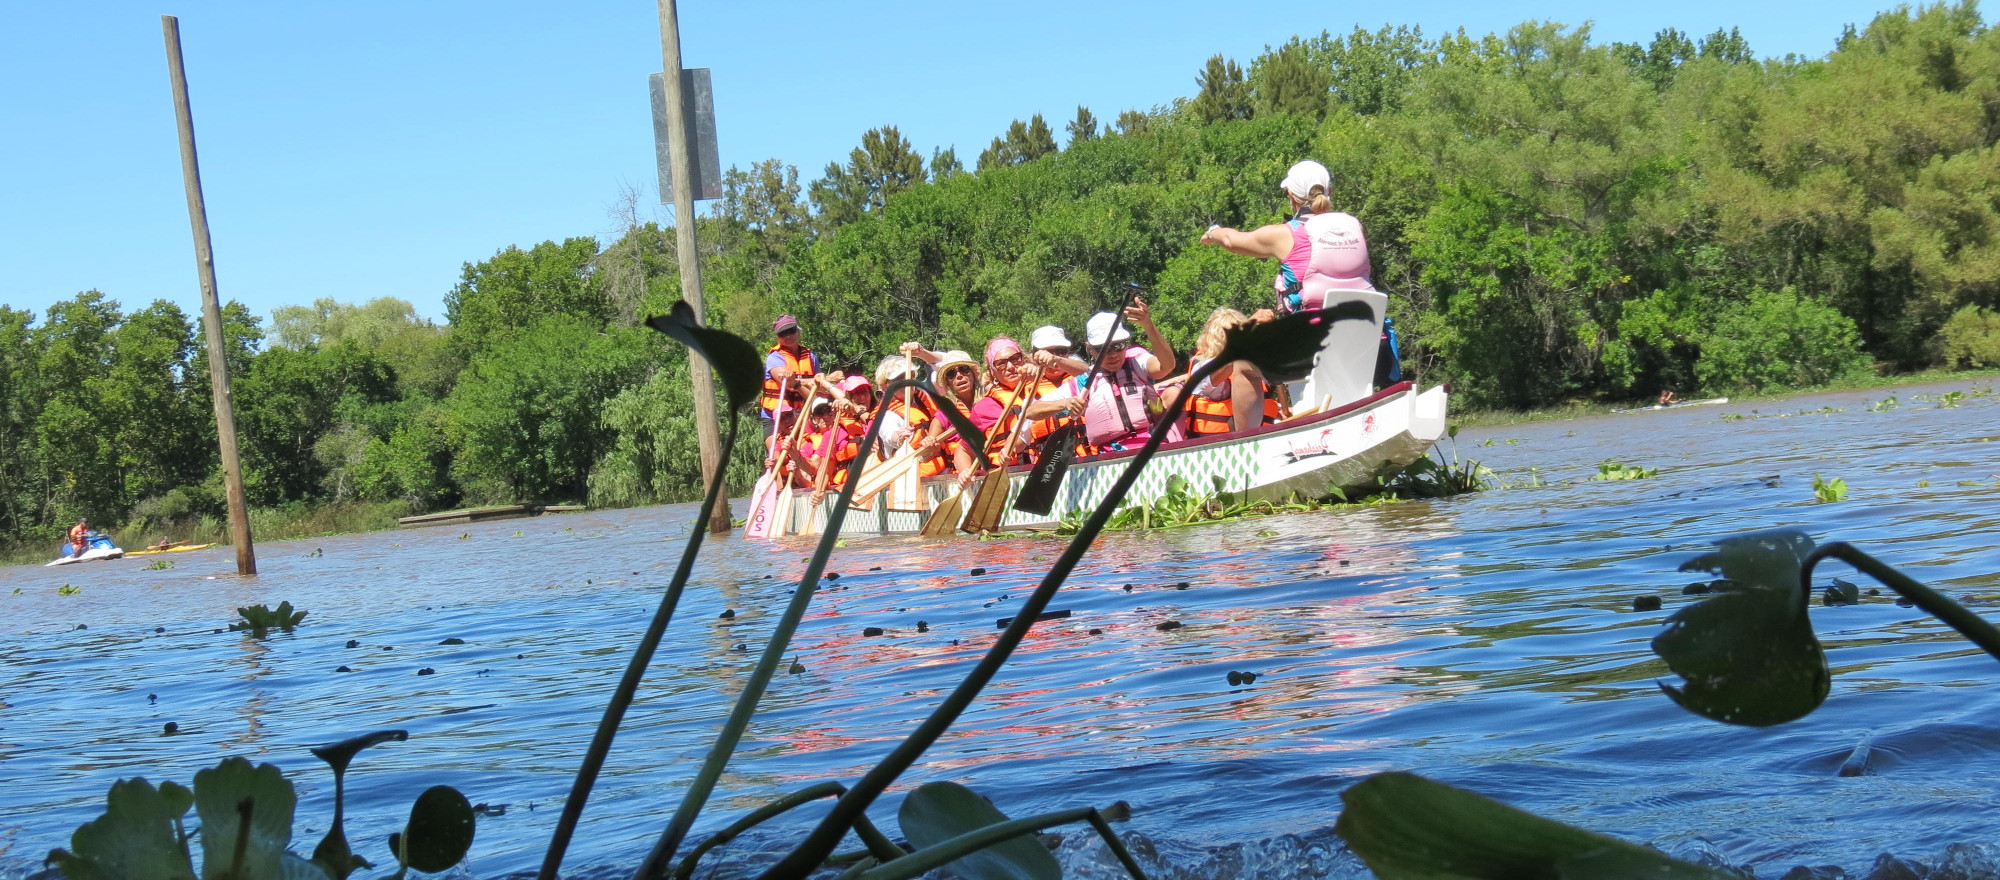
[397,504,587,528]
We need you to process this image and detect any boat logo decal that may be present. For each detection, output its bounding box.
[1281,428,1345,464]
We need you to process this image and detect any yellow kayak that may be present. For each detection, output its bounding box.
[125,542,218,556]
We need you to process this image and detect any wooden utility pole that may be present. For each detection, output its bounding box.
[163,15,256,574]
[655,0,731,533]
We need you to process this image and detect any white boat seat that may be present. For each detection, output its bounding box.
[1301,289,1386,410]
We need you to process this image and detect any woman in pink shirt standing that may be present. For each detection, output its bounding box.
[1198,159,1387,409]
[1198,159,1374,316]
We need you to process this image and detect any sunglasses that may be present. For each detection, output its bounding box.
[776,327,800,337]
[992,353,1027,368]
[1043,346,1072,357]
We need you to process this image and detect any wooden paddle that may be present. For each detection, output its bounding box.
[961,363,1044,534]
[849,377,924,508]
[742,378,793,538]
[1013,284,1142,515]
[766,388,817,537]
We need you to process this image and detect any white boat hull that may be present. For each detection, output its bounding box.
[780,382,1449,537]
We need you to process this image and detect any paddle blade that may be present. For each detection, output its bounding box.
[643,302,764,414]
[1215,302,1374,383]
[920,488,965,537]
[961,471,1010,534]
[742,474,778,538]
[1012,425,1077,515]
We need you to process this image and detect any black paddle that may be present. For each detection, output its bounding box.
[1012,282,1144,515]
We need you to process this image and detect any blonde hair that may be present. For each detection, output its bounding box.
[1292,185,1332,216]
[874,355,918,389]
[1195,307,1250,359]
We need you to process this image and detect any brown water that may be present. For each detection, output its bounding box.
[5,380,2000,879]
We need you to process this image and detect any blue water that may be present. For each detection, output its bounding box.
[5,380,2000,879]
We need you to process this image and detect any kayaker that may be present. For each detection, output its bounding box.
[760,315,820,438]
[68,518,90,557]
[972,338,1080,466]
[1169,307,1283,436]
[1198,159,1375,318]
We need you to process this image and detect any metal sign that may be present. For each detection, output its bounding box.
[650,68,721,202]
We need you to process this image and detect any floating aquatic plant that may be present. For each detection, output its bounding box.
[48,734,472,880]
[1812,473,1848,503]
[1654,529,2000,727]
[1590,459,1656,481]
[231,601,306,636]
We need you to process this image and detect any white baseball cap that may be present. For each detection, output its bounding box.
[1281,160,1331,200]
[1029,325,1072,350]
[1084,312,1132,347]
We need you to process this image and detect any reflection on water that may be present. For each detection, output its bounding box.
[3,380,2000,878]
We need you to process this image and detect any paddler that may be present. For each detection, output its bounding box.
[760,315,820,438]
[1168,307,1282,436]
[801,397,855,504]
[972,337,1080,467]
[1074,300,1178,452]
[898,345,983,487]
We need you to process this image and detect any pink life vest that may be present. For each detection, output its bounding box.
[1083,360,1158,447]
[1274,211,1374,312]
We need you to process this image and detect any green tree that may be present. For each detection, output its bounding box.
[1251,40,1333,119]
[234,343,397,504]
[0,306,45,536]
[1190,55,1252,123]
[810,125,928,229]
[444,318,654,502]
[444,237,605,357]
[1066,106,1101,146]
[33,291,124,522]
[931,147,963,179]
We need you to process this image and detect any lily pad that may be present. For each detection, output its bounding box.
[1334,771,1729,880]
[1654,529,1829,726]
[193,758,296,880]
[644,301,764,414]
[391,785,475,874]
[45,778,198,880]
[897,781,1059,880]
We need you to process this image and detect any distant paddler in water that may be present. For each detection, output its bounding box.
[1200,159,1385,409]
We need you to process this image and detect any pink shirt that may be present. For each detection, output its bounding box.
[1276,212,1374,311]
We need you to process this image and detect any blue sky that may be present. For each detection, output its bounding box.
[3,0,1904,327]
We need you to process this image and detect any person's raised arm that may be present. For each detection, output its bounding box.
[1199,222,1293,260]
[1126,298,1177,380]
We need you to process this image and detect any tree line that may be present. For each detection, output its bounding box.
[8,5,2000,549]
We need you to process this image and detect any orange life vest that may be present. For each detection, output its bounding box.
[1184,367,1282,436]
[982,378,1064,466]
[804,424,857,486]
[887,396,946,477]
[760,345,818,417]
